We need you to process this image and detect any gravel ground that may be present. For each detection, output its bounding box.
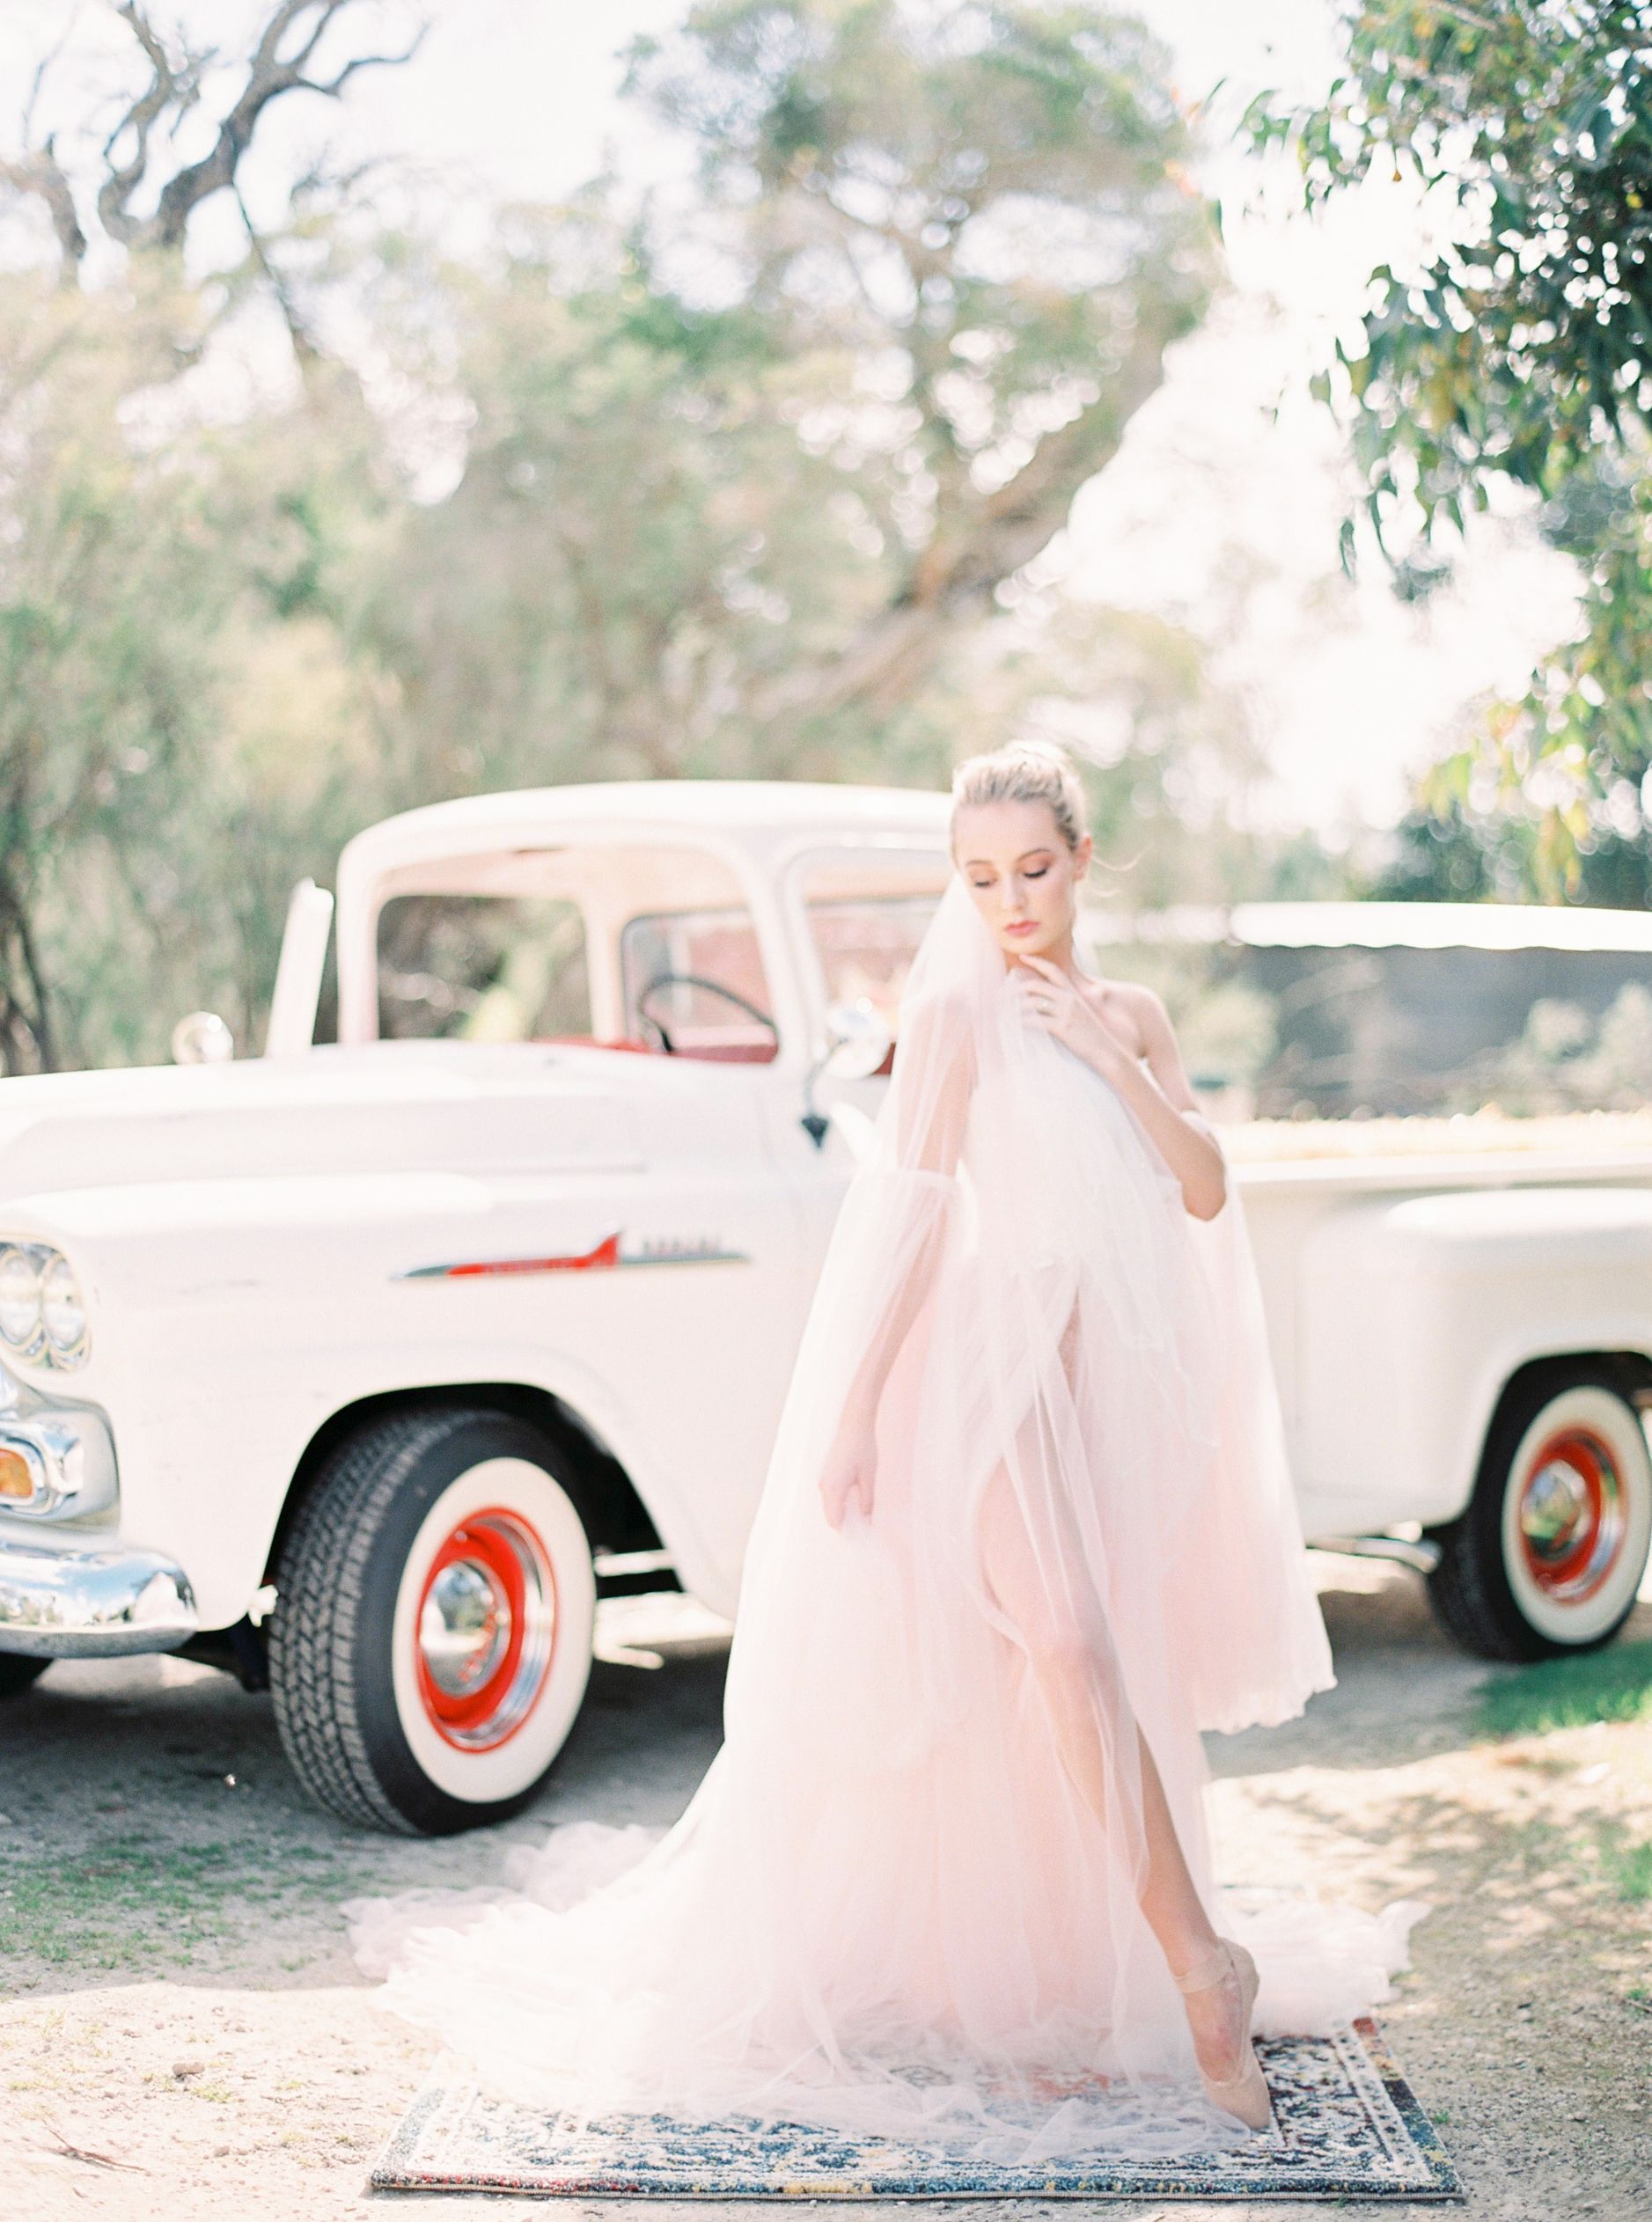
[2,1561,1648,2222]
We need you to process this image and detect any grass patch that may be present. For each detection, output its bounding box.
[1479,1641,1652,1738]
[1601,1837,1652,1905]
[0,1830,353,1980]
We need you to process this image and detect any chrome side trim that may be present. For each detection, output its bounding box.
[0,1541,197,1657]
[395,1231,752,1280]
[591,1546,676,1579]
[1311,1533,1443,1576]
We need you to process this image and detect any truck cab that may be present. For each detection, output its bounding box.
[0,783,951,1834]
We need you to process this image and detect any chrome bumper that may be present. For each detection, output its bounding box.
[0,1538,198,1657]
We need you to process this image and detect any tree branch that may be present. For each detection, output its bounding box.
[96,4,209,247]
[231,180,319,371]
[1,28,88,281]
[750,315,1174,726]
[11,896,56,1073]
[0,141,87,284]
[78,1,425,258]
[145,2,426,252]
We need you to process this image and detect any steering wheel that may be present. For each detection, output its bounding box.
[635,972,778,1056]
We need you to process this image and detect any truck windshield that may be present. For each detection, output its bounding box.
[375,841,779,1059]
[378,896,591,1043]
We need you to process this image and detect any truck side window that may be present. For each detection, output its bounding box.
[620,907,777,1063]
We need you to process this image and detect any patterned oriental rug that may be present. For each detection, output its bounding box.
[369,2016,1463,2200]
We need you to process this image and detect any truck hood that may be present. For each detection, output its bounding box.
[0,1042,701,1208]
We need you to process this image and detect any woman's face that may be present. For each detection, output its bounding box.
[951,797,1092,964]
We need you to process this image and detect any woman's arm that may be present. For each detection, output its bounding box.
[818,993,973,1528]
[1016,959,1228,1221]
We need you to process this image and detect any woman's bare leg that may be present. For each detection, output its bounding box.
[975,1455,1244,2075]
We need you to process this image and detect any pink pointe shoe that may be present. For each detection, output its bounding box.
[1173,1937,1274,2132]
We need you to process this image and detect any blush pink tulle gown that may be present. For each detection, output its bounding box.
[345,873,1423,2164]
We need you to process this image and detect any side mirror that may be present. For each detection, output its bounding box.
[171,1011,234,1065]
[800,1000,894,1148]
[821,998,892,1082]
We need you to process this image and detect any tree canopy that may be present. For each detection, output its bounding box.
[620,0,1216,729]
[1251,1,1652,902]
[0,0,1295,1074]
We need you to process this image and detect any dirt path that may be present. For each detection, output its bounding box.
[2,1565,1648,2222]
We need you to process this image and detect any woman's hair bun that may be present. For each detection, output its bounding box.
[950,740,1088,851]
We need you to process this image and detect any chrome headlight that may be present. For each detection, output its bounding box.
[0,1245,42,1358]
[40,1253,88,1363]
[0,1243,88,1368]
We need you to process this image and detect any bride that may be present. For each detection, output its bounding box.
[348,742,1417,2163]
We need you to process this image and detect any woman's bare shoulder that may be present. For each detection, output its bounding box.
[1099,979,1202,1106]
[1091,977,1171,1052]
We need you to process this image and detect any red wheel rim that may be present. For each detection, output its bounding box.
[1516,1426,1626,1604]
[414,1507,557,1752]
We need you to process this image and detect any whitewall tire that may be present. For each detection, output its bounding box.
[270,1411,597,1834]
[1428,1367,1652,1662]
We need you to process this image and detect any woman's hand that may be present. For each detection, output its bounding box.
[819,1397,877,1529]
[1014,955,1127,1082]
[1015,956,1229,1219]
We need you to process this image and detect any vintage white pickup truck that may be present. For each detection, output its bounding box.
[1,781,1648,1836]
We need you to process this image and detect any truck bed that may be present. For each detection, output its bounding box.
[1226,1110,1652,1191]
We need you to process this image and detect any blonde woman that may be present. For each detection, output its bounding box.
[350,744,1413,2163]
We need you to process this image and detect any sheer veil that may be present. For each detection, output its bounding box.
[346,870,1422,2163]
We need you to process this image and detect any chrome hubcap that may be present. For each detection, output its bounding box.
[1517,1430,1626,1602]
[420,1558,512,1698]
[414,1508,557,1752]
